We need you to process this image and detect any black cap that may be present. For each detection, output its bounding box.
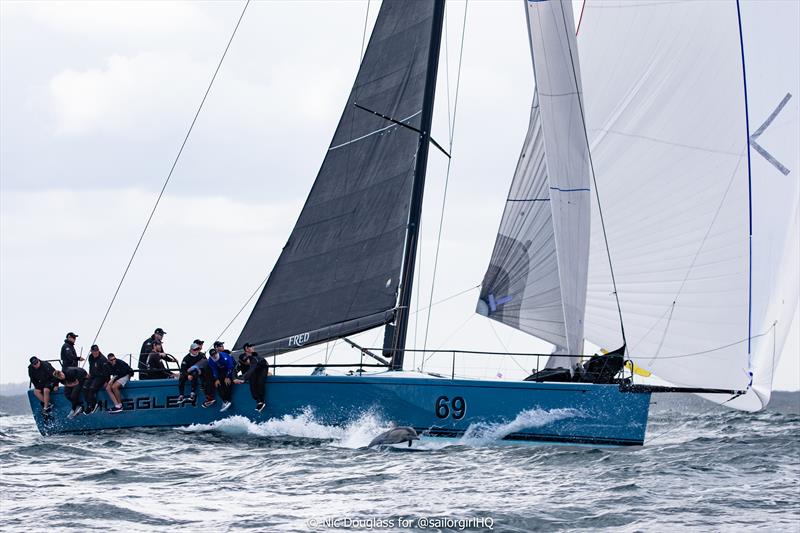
[107,353,116,359]
[29,356,40,364]
[243,343,254,349]
[90,344,99,351]
[193,339,204,345]
[66,332,78,338]
[154,328,166,335]
[213,341,224,348]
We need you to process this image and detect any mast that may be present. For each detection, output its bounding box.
[389,0,446,371]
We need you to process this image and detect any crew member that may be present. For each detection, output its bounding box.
[145,342,177,380]
[208,347,235,412]
[53,367,88,418]
[234,343,268,412]
[28,356,58,414]
[85,345,110,414]
[178,340,205,404]
[106,353,134,413]
[138,327,166,377]
[61,332,83,368]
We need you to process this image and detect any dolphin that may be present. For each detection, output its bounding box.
[368,426,420,448]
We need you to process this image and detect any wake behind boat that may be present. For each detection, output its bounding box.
[27,0,798,445]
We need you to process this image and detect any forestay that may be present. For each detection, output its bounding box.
[236,1,440,353]
[478,0,591,369]
[578,0,799,410]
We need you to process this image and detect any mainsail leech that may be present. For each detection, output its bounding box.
[236,1,443,354]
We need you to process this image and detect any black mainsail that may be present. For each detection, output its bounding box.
[236,1,445,355]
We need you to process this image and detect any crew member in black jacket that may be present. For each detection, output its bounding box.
[28,356,58,414]
[178,339,205,404]
[106,353,133,413]
[234,343,269,412]
[106,353,134,413]
[60,332,83,368]
[53,366,88,418]
[85,345,110,414]
[138,327,166,377]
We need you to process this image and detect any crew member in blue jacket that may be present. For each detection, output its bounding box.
[208,345,235,412]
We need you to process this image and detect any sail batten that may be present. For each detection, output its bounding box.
[235,1,441,352]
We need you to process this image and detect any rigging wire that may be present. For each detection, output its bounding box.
[420,0,469,361]
[359,0,372,60]
[214,272,268,343]
[646,393,745,445]
[488,320,529,374]
[90,0,251,346]
[283,283,480,366]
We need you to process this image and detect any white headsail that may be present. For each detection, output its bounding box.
[478,0,592,369]
[577,0,799,410]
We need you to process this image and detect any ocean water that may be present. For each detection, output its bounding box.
[0,394,798,532]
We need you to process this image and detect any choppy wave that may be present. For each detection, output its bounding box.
[1,395,798,532]
[178,406,582,450]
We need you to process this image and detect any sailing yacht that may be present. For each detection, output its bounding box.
[29,0,798,444]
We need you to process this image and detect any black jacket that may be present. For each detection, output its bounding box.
[241,352,268,382]
[59,367,88,384]
[28,361,56,389]
[109,359,134,379]
[88,354,110,380]
[139,336,156,370]
[61,341,79,368]
[180,352,206,373]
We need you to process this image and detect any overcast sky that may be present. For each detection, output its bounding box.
[1,0,797,390]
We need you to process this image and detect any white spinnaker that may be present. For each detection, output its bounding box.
[577,0,799,410]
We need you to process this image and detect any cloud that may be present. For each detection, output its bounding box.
[49,52,219,136]
[28,1,219,40]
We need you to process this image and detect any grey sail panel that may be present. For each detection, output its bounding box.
[477,92,568,349]
[235,1,439,352]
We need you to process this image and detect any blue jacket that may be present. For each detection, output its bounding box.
[208,351,235,379]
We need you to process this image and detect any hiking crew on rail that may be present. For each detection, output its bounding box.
[29,330,269,419]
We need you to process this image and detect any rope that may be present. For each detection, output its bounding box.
[91,0,251,346]
[421,0,469,356]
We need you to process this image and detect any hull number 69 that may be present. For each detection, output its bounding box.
[435,396,466,419]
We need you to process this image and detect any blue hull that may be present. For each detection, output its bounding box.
[28,375,651,446]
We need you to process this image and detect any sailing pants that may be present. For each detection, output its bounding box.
[84,377,107,407]
[215,378,232,402]
[65,378,86,409]
[178,372,198,397]
[248,368,267,403]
